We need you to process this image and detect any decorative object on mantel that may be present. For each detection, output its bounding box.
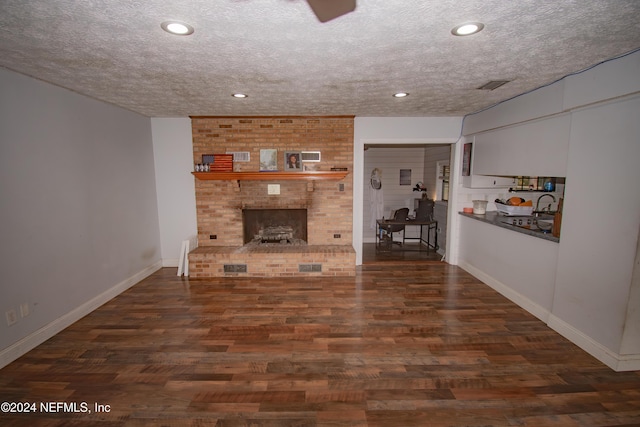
[194,163,209,172]
[260,149,278,172]
[201,154,233,172]
[331,167,348,171]
[284,151,302,171]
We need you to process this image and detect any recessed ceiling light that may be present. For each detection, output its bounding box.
[161,21,194,36]
[451,22,484,36]
[393,92,409,98]
[232,93,248,98]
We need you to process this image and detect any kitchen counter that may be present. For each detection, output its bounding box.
[459,211,559,243]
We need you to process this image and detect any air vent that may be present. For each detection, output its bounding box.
[299,264,322,273]
[301,151,321,162]
[477,80,510,90]
[224,264,247,273]
[227,152,250,162]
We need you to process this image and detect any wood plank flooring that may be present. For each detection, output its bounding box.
[1,262,639,426]
[362,243,442,264]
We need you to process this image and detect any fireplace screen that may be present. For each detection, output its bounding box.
[242,209,307,244]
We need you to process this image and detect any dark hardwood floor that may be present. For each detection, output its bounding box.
[362,243,442,264]
[1,260,639,426]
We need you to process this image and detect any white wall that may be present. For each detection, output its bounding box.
[151,118,197,266]
[0,68,162,367]
[551,95,640,359]
[423,145,451,201]
[458,216,559,321]
[353,117,463,264]
[363,146,426,242]
[456,50,640,371]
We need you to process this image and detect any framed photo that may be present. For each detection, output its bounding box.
[399,169,412,185]
[462,143,472,176]
[284,152,302,171]
[260,149,278,172]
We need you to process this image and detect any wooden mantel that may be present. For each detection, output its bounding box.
[192,171,349,181]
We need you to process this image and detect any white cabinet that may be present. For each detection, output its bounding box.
[462,174,515,189]
[471,114,571,177]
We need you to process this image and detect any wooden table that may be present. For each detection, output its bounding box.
[376,218,438,253]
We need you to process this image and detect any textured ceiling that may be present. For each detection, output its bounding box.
[1,0,639,117]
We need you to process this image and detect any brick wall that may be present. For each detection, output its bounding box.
[191,116,354,248]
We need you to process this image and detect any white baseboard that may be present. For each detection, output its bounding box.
[0,260,162,369]
[162,258,179,267]
[458,261,550,322]
[548,314,640,372]
[459,260,640,372]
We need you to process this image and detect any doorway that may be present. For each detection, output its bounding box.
[362,143,452,263]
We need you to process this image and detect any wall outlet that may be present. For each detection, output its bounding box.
[20,303,30,318]
[5,309,18,326]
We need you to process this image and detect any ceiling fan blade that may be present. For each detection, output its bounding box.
[305,0,356,22]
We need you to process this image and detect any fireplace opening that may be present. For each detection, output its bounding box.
[242,209,307,245]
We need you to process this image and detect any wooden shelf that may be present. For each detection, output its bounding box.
[192,171,349,181]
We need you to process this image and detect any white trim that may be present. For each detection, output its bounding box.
[459,260,640,372]
[0,261,162,369]
[548,315,640,372]
[435,159,450,201]
[458,261,550,322]
[162,258,179,267]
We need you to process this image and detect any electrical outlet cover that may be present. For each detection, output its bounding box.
[20,303,29,318]
[6,309,18,326]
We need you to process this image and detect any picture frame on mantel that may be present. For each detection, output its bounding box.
[260,149,278,172]
[462,142,472,176]
[284,152,302,171]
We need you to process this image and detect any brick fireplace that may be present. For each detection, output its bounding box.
[188,116,355,277]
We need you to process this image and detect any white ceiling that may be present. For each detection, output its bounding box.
[1,0,639,118]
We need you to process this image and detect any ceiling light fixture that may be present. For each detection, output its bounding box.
[451,22,484,36]
[232,93,248,98]
[161,21,194,36]
[393,92,409,98]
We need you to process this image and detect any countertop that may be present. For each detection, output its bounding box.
[459,211,560,243]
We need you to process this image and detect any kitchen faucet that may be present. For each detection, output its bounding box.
[536,194,556,212]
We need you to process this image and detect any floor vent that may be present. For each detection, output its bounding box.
[224,264,247,273]
[299,263,322,272]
